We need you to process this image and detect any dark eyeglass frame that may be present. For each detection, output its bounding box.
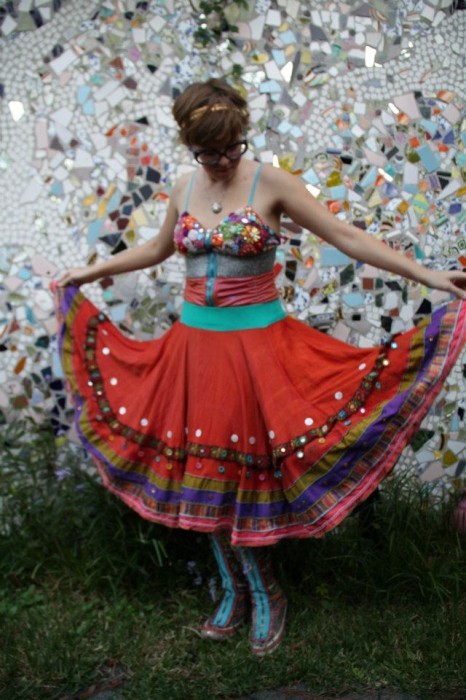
[191,139,248,165]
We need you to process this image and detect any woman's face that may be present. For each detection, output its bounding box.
[190,136,248,181]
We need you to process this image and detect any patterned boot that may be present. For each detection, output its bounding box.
[236,547,287,656]
[201,532,250,640]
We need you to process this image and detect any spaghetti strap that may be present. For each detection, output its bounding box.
[248,164,263,206]
[184,171,197,211]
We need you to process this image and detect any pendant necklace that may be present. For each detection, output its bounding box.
[210,186,225,214]
[206,176,228,214]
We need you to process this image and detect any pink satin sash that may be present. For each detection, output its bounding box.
[184,270,279,307]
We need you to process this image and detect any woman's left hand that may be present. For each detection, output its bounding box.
[421,270,466,300]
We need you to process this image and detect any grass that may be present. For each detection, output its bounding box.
[1,420,466,699]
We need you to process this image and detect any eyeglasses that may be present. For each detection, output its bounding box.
[192,139,248,165]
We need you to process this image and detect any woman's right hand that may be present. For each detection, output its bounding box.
[58,267,98,288]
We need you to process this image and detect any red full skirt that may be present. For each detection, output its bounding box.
[56,285,466,546]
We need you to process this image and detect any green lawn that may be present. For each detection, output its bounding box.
[2,583,466,700]
[1,423,465,699]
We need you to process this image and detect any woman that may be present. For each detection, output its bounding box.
[57,78,466,656]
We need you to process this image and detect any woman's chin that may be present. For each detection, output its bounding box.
[205,163,239,182]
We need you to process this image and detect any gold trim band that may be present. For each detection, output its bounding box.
[183,102,246,128]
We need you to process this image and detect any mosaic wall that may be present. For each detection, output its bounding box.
[1,0,466,489]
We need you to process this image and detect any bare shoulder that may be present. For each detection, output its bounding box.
[259,162,302,189]
[170,170,195,210]
[258,163,306,210]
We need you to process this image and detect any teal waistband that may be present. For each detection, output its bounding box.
[180,299,286,331]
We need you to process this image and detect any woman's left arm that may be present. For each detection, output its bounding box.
[271,166,466,300]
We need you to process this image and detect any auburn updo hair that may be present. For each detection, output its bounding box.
[172,78,249,147]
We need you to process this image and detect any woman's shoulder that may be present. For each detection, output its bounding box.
[173,170,196,190]
[255,162,303,210]
[257,161,296,185]
[171,169,196,209]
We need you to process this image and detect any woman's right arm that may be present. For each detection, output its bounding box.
[58,194,180,287]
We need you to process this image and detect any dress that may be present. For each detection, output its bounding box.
[56,165,466,546]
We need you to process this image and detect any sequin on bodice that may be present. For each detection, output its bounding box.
[173,206,280,257]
